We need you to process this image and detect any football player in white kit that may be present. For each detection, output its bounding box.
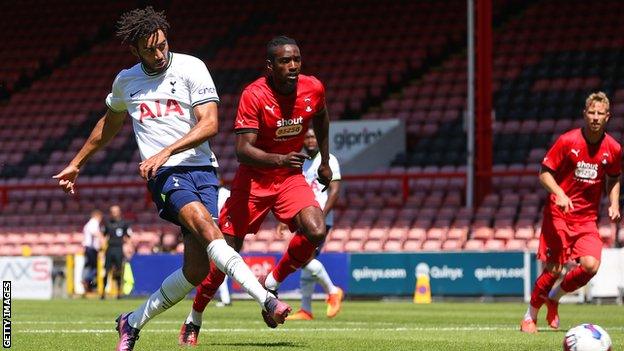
[278,128,344,320]
[53,7,290,351]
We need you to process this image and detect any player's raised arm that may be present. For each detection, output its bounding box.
[53,108,126,194]
[235,132,308,168]
[139,101,219,179]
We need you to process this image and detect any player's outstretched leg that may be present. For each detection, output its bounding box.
[117,268,195,350]
[520,268,560,333]
[179,262,225,346]
[545,256,599,330]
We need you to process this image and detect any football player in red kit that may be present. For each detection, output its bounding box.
[179,35,332,345]
[521,92,621,333]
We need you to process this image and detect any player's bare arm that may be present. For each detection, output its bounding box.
[53,108,126,194]
[606,174,620,222]
[539,167,574,213]
[235,132,309,168]
[312,106,332,188]
[139,101,218,179]
[322,180,341,218]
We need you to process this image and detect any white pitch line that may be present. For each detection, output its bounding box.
[15,326,546,334]
[14,320,394,326]
[16,325,624,334]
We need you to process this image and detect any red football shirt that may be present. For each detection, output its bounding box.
[542,128,622,222]
[233,75,326,176]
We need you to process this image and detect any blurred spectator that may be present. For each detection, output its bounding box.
[101,205,132,299]
[82,210,103,293]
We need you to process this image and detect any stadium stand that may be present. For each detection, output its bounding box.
[0,0,622,256]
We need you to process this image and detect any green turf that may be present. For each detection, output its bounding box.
[10,298,624,350]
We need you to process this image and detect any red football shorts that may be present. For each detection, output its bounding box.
[219,172,320,237]
[537,213,602,264]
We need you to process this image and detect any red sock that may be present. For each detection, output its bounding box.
[530,270,559,309]
[560,266,594,293]
[271,233,317,283]
[192,262,225,313]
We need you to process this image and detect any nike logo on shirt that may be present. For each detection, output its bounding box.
[130,89,142,97]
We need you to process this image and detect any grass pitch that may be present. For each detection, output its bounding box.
[11,298,624,350]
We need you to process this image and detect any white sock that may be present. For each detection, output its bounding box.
[524,305,539,322]
[218,276,231,305]
[305,259,338,294]
[207,239,269,309]
[128,269,194,329]
[185,309,203,326]
[300,267,315,312]
[264,271,280,291]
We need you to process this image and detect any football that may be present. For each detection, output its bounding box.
[563,324,612,351]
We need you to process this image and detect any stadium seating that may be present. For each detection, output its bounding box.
[1,0,622,255]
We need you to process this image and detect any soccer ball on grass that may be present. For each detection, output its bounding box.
[563,324,611,351]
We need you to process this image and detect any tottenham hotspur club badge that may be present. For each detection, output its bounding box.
[170,81,176,94]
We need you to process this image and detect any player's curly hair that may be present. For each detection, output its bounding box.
[116,6,170,46]
[266,36,298,63]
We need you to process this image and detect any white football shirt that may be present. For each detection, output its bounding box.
[105,52,220,167]
[302,152,341,226]
[82,217,102,250]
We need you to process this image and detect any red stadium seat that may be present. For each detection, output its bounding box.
[446,227,468,242]
[471,226,494,241]
[344,240,364,252]
[505,239,527,251]
[484,239,506,251]
[383,240,403,251]
[363,240,383,252]
[367,228,388,241]
[514,226,535,240]
[386,227,408,241]
[426,227,447,241]
[442,239,461,251]
[328,228,349,241]
[464,240,484,251]
[407,227,427,241]
[323,240,345,253]
[421,240,442,251]
[402,240,422,251]
[493,227,514,241]
[349,228,368,240]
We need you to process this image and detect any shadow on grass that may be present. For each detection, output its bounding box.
[209,341,303,348]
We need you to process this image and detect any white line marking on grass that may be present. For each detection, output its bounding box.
[19,327,512,334]
[15,320,396,326]
[24,326,624,334]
